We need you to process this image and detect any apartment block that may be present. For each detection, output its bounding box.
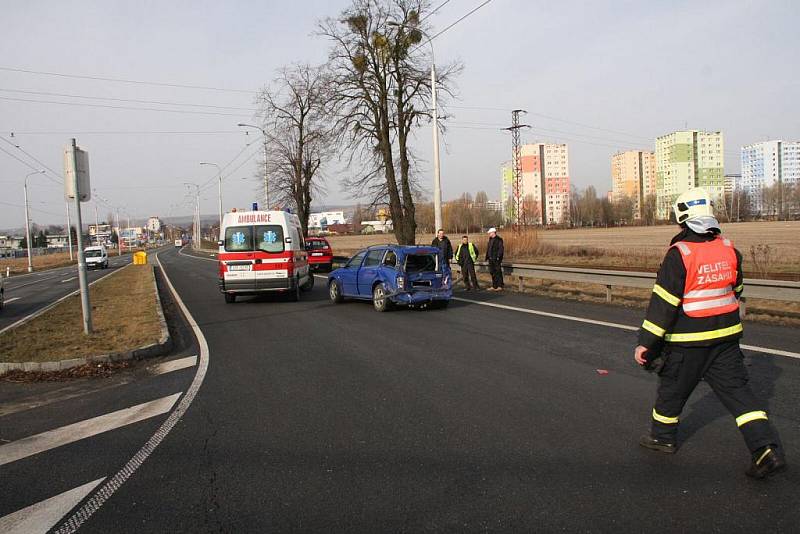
[517,142,571,225]
[611,150,656,219]
[655,130,724,219]
[741,140,800,215]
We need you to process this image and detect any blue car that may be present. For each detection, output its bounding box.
[327,245,452,311]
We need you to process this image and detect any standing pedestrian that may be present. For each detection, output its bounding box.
[485,227,504,291]
[431,229,453,266]
[454,235,480,290]
[635,187,785,479]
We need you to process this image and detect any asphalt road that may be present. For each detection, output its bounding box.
[2,247,799,532]
[0,254,132,332]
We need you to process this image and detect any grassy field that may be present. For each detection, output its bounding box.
[0,263,162,363]
[0,247,148,276]
[325,221,800,278]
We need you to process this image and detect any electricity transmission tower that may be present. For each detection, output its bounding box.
[502,109,530,228]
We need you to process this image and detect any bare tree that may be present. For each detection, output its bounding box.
[258,64,333,236]
[319,0,460,244]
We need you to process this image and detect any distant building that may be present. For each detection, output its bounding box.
[485,200,503,212]
[500,162,514,221]
[89,223,113,244]
[309,211,347,230]
[360,220,393,234]
[655,130,724,219]
[502,143,571,225]
[740,140,800,215]
[611,150,656,219]
[0,235,23,251]
[146,216,163,233]
[46,234,70,248]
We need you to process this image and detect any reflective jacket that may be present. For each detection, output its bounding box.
[638,229,744,351]
[454,242,478,264]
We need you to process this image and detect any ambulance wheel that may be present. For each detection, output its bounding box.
[329,280,344,304]
[224,293,236,304]
[301,273,314,292]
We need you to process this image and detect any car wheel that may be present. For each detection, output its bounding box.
[224,293,236,304]
[329,280,344,304]
[373,284,392,312]
[301,273,314,292]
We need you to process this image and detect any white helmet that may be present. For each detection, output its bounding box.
[673,187,713,224]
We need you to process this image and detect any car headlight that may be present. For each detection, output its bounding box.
[443,274,451,288]
[396,276,405,289]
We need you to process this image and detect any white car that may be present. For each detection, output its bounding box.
[84,245,109,269]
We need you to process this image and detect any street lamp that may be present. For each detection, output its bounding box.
[388,21,442,232]
[23,170,46,272]
[200,161,222,233]
[237,123,269,210]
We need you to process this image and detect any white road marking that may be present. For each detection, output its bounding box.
[0,478,105,534]
[0,393,181,467]
[148,355,197,376]
[53,251,211,533]
[178,247,216,262]
[5,297,21,304]
[60,277,77,283]
[453,297,800,360]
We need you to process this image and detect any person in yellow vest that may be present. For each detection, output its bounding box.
[454,235,480,290]
[634,187,785,479]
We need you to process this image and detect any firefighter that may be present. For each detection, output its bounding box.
[454,235,480,290]
[634,187,786,479]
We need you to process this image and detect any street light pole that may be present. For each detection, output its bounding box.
[23,170,45,272]
[237,123,269,209]
[200,162,222,233]
[184,183,201,249]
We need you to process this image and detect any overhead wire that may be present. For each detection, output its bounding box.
[0,95,246,117]
[0,65,254,94]
[0,88,256,111]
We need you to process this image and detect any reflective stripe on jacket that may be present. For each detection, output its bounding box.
[455,243,478,263]
[638,229,744,351]
[672,237,739,318]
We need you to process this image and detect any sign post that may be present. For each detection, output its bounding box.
[64,138,93,335]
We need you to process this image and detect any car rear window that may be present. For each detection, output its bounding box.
[405,253,438,273]
[306,240,329,250]
[84,249,103,257]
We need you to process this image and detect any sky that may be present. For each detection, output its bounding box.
[1,0,798,231]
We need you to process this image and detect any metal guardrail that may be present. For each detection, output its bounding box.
[450,261,800,303]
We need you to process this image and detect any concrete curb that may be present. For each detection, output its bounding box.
[0,262,172,376]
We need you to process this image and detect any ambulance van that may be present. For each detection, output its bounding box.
[218,210,313,303]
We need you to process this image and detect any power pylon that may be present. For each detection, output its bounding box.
[503,109,530,228]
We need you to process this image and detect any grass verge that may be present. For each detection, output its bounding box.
[0,263,162,363]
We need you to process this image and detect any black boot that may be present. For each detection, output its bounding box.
[746,446,787,479]
[639,434,677,454]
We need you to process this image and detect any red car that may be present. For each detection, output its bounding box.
[305,237,334,271]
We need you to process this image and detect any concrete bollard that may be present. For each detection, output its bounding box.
[606,285,612,303]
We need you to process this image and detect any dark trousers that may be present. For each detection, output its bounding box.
[460,262,479,289]
[488,260,504,288]
[651,341,777,453]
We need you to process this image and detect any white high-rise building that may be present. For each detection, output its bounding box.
[741,140,800,215]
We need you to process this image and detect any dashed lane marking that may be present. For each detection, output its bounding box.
[148,355,198,376]
[0,478,105,534]
[60,277,77,283]
[0,393,181,467]
[5,297,20,304]
[453,297,800,360]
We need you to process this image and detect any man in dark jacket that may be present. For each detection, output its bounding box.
[485,227,504,291]
[635,187,785,479]
[454,235,480,290]
[431,229,453,266]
